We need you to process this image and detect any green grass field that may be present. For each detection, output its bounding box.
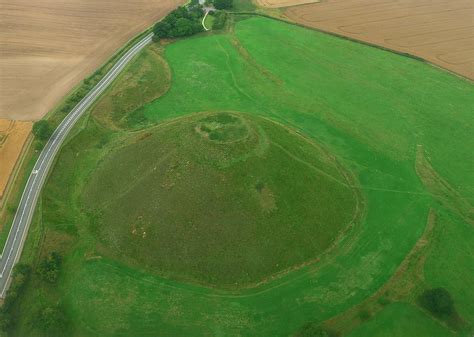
[8,15,474,337]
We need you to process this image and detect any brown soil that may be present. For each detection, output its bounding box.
[257,0,319,9]
[0,119,32,200]
[0,0,184,120]
[285,0,474,80]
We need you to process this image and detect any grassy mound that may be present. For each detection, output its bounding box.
[82,112,358,287]
[11,15,474,337]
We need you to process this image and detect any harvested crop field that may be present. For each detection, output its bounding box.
[285,0,474,80]
[257,0,318,9]
[0,0,184,120]
[0,119,31,200]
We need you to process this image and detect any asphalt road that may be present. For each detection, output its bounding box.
[0,32,153,298]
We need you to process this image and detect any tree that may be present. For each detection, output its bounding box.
[419,287,456,319]
[214,0,233,10]
[212,11,228,30]
[32,120,53,141]
[172,18,202,37]
[153,5,204,40]
[37,252,62,283]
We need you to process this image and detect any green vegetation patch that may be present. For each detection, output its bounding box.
[347,302,455,337]
[153,4,204,41]
[204,13,215,30]
[196,112,248,142]
[82,112,358,287]
[10,15,474,337]
[92,43,171,129]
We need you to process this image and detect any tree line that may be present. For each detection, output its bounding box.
[153,0,233,40]
[153,3,204,40]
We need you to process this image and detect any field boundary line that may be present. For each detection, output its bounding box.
[231,12,474,83]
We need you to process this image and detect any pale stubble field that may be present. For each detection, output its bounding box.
[0,0,184,121]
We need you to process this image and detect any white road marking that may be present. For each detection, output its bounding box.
[0,33,153,297]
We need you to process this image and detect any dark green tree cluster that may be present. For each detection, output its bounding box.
[211,11,228,30]
[214,0,233,10]
[32,120,53,141]
[37,252,62,283]
[0,264,31,332]
[153,5,204,40]
[418,287,456,319]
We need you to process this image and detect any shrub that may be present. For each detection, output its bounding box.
[31,303,67,334]
[358,309,371,321]
[295,323,337,337]
[418,287,456,319]
[377,296,390,306]
[37,252,62,283]
[0,264,31,332]
[32,120,53,141]
[214,0,233,10]
[212,11,228,30]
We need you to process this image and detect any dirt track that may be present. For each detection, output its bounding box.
[285,0,474,80]
[0,119,31,200]
[0,0,183,120]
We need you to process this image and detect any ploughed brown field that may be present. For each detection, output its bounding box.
[285,0,474,80]
[0,0,184,120]
[0,119,31,200]
[256,0,319,9]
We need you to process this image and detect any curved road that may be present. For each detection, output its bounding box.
[0,33,153,298]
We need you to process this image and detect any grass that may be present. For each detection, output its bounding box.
[232,0,257,12]
[204,13,215,30]
[93,43,171,129]
[9,15,474,337]
[347,302,455,337]
[81,112,357,287]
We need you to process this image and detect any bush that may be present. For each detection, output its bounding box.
[37,252,62,283]
[0,264,31,332]
[418,287,456,319]
[153,5,204,40]
[31,303,68,335]
[32,120,53,141]
[377,296,390,306]
[358,309,371,321]
[295,323,338,337]
[212,11,228,30]
[214,0,233,10]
